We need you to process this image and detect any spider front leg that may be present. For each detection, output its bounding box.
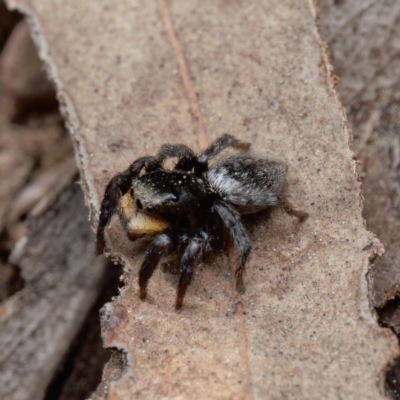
[96,156,160,254]
[213,201,251,293]
[139,229,175,300]
[176,233,208,309]
[195,133,250,175]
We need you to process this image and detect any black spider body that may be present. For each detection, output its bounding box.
[133,169,215,219]
[96,134,307,309]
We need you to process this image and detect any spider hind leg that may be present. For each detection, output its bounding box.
[195,133,250,175]
[213,201,251,294]
[280,199,309,222]
[156,143,196,171]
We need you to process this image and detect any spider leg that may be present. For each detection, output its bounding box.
[213,201,251,294]
[209,212,224,251]
[96,156,160,254]
[139,229,175,300]
[156,143,196,171]
[279,197,309,222]
[195,133,250,175]
[176,232,208,309]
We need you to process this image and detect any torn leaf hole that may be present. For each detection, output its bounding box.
[44,261,123,400]
[377,296,400,399]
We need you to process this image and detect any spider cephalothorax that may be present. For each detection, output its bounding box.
[96,134,308,309]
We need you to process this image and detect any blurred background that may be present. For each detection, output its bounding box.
[0,3,122,399]
[0,0,399,399]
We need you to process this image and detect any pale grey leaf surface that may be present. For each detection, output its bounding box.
[6,0,398,398]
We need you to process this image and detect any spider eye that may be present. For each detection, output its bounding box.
[136,199,143,210]
[170,194,179,203]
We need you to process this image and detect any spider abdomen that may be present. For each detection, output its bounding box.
[207,154,287,214]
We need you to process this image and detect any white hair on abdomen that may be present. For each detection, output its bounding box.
[207,154,287,214]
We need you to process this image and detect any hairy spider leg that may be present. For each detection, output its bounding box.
[195,133,251,175]
[213,201,251,294]
[96,156,160,254]
[208,212,225,251]
[176,233,208,309]
[139,229,175,300]
[156,143,196,171]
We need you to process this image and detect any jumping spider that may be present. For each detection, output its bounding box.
[96,134,308,309]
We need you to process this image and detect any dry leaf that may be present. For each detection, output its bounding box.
[6,0,398,398]
[319,0,400,309]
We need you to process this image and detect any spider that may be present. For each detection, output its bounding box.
[96,134,308,309]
